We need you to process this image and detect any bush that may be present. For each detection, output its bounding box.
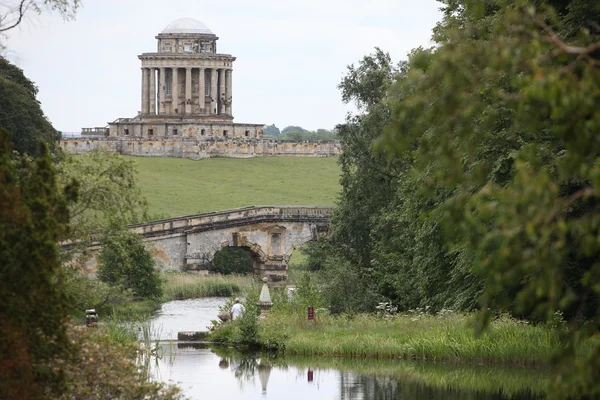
[319,257,379,315]
[210,247,254,275]
[98,230,163,300]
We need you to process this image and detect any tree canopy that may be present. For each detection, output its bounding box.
[0,127,77,398]
[325,0,600,396]
[0,57,61,155]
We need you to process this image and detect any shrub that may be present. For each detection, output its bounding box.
[98,230,163,300]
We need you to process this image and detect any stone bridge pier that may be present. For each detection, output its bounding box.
[131,206,333,281]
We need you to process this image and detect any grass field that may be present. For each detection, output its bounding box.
[129,156,341,218]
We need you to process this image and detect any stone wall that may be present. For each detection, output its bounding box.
[60,137,341,159]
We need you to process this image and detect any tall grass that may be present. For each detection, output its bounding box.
[162,272,256,301]
[213,304,563,365]
[258,312,560,365]
[259,312,559,365]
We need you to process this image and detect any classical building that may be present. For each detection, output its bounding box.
[109,17,263,139]
[61,18,340,159]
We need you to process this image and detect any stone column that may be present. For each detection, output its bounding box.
[185,67,192,115]
[226,69,233,115]
[141,68,148,114]
[172,67,179,114]
[159,67,166,115]
[210,68,218,115]
[149,68,156,115]
[198,68,205,114]
[218,69,226,115]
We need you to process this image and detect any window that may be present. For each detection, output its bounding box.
[124,128,129,135]
[172,128,178,136]
[223,130,228,137]
[147,128,154,136]
[201,129,205,136]
[245,130,250,137]
[183,43,192,52]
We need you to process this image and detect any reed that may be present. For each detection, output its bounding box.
[162,272,256,301]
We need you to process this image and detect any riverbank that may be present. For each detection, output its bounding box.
[211,311,562,365]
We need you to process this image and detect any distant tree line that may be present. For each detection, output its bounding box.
[263,124,338,141]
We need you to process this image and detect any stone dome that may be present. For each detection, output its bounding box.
[161,18,212,34]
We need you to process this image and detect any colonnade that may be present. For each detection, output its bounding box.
[141,67,232,116]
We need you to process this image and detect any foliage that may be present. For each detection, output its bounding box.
[210,291,261,345]
[297,237,332,271]
[318,256,380,315]
[0,127,77,398]
[210,246,254,275]
[262,124,281,137]
[98,229,163,300]
[54,325,183,400]
[63,265,136,319]
[237,290,260,345]
[281,125,309,135]
[277,129,337,142]
[57,150,148,246]
[0,57,61,155]
[353,0,600,397]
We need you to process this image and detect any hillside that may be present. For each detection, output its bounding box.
[130,156,341,218]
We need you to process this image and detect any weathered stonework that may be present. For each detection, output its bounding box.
[63,17,341,159]
[60,137,340,159]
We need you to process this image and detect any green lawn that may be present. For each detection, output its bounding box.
[129,156,341,218]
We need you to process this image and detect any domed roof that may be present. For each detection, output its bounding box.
[161,18,212,34]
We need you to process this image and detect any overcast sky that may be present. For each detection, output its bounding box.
[4,0,442,133]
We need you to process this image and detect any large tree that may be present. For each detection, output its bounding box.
[377,0,600,396]
[0,126,77,398]
[0,57,61,155]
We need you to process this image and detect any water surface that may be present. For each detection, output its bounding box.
[150,299,549,399]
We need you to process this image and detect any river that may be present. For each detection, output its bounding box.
[148,299,548,399]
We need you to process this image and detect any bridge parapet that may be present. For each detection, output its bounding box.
[131,205,334,238]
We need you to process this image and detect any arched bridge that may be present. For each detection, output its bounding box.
[132,206,334,280]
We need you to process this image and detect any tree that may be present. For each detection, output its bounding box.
[57,150,149,247]
[262,124,281,137]
[281,125,308,135]
[0,0,80,33]
[98,230,162,300]
[332,48,402,271]
[376,0,600,396]
[0,57,61,155]
[0,126,78,398]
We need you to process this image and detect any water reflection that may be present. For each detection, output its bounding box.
[150,343,547,400]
